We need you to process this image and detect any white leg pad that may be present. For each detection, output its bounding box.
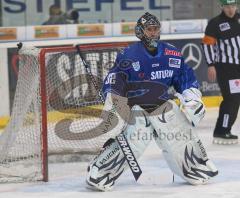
[149,100,218,185]
[86,105,154,191]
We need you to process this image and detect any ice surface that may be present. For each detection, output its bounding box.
[0,108,240,198]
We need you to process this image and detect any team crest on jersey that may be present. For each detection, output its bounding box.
[219,22,230,31]
[169,58,181,68]
[132,61,141,71]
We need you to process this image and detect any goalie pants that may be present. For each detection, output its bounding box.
[214,63,240,135]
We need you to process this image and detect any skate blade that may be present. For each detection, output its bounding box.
[213,138,238,145]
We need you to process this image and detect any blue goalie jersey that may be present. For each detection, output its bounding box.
[102,41,199,106]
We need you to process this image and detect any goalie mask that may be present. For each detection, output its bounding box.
[135,12,161,49]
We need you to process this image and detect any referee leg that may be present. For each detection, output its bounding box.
[214,63,240,140]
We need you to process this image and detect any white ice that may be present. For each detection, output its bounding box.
[0,107,240,198]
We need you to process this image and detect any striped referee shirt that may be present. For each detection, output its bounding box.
[202,11,240,66]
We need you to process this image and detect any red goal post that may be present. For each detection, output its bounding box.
[0,42,129,183]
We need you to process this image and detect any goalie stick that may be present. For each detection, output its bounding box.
[75,44,142,181]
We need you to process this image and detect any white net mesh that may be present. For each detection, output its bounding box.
[0,47,42,182]
[0,43,127,183]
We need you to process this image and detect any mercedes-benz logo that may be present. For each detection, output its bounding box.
[181,43,202,70]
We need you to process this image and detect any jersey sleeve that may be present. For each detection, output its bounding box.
[102,53,128,99]
[172,57,199,94]
[202,19,218,66]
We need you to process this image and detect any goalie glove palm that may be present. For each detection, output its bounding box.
[175,88,205,127]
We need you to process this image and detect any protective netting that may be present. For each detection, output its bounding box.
[0,43,127,183]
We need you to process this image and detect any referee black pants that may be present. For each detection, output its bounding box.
[214,63,240,136]
[214,63,240,135]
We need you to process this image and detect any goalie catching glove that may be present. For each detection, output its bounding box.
[175,88,205,127]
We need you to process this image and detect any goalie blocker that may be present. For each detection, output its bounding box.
[86,93,218,191]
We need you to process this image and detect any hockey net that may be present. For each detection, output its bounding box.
[0,42,128,183]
